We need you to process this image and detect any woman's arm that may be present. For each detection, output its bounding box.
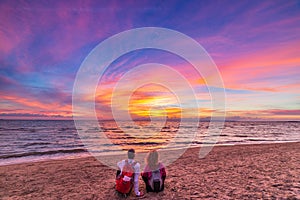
[141,165,152,179]
[160,163,166,180]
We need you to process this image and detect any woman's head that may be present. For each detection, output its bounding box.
[146,150,159,169]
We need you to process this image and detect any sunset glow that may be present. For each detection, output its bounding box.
[0,1,299,121]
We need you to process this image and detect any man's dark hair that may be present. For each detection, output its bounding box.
[128,149,135,159]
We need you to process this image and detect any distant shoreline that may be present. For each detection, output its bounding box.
[1,118,300,122]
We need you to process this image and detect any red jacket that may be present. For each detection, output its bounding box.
[141,162,166,180]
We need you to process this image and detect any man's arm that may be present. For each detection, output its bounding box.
[133,162,141,196]
[117,160,124,170]
[116,160,124,178]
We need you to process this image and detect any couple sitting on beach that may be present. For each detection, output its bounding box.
[116,149,166,197]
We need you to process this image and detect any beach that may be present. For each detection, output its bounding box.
[1,142,299,199]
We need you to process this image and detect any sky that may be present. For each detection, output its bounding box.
[0,0,299,120]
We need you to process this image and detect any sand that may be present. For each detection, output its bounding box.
[1,142,299,199]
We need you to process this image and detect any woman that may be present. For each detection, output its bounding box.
[141,150,166,193]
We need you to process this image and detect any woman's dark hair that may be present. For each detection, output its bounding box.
[128,148,135,159]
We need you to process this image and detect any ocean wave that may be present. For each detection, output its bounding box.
[235,135,248,138]
[23,142,52,147]
[118,141,163,146]
[0,148,87,159]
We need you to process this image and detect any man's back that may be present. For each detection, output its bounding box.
[116,149,143,197]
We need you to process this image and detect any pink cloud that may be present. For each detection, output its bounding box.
[218,40,300,92]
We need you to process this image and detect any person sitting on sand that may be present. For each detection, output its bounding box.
[141,150,166,193]
[116,149,144,197]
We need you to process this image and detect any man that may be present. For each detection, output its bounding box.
[116,149,144,197]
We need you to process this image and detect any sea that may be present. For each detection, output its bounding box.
[0,120,299,166]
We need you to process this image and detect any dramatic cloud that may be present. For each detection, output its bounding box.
[0,0,299,120]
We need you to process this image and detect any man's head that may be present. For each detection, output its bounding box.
[128,149,135,159]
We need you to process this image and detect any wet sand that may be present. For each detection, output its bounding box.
[1,142,299,199]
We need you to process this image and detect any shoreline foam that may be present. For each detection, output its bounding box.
[0,140,298,167]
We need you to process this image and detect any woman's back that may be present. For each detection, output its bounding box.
[142,150,166,193]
